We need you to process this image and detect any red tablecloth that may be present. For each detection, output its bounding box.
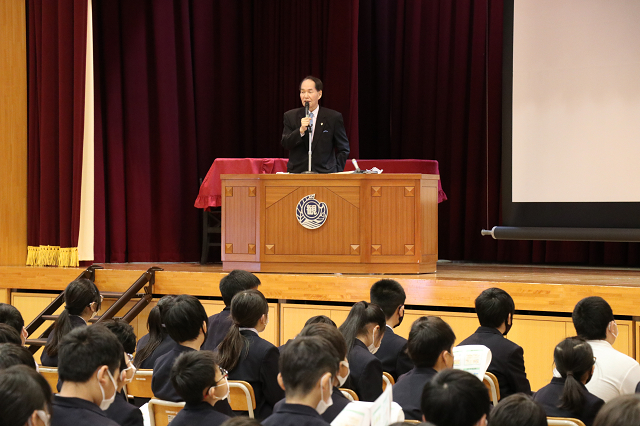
[195,158,447,209]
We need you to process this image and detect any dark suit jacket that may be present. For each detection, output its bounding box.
[135,334,179,370]
[375,326,414,381]
[51,395,120,426]
[281,107,350,173]
[393,367,438,421]
[41,315,87,367]
[105,391,144,426]
[170,401,230,426]
[345,339,383,402]
[228,330,285,419]
[533,377,604,426]
[274,386,350,423]
[263,403,331,426]
[458,326,532,398]
[201,307,232,351]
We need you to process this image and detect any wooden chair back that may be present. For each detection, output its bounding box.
[382,371,395,391]
[339,388,359,401]
[547,418,586,426]
[38,367,59,392]
[125,369,154,399]
[148,398,185,426]
[228,380,257,418]
[483,372,500,405]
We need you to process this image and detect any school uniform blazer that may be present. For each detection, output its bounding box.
[392,367,438,421]
[170,401,230,426]
[105,391,144,426]
[51,395,120,426]
[273,386,350,424]
[263,402,331,426]
[375,326,414,381]
[41,315,87,367]
[135,334,179,370]
[533,377,604,426]
[228,329,285,419]
[458,326,532,398]
[346,339,383,402]
[201,307,232,351]
[281,107,350,174]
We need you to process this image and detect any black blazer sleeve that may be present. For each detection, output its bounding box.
[507,345,532,395]
[331,113,349,172]
[260,345,286,406]
[395,346,413,379]
[281,111,305,151]
[358,357,383,402]
[117,408,144,426]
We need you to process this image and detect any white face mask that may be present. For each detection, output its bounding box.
[98,369,118,410]
[610,321,619,339]
[316,375,334,415]
[28,410,50,426]
[211,377,230,402]
[337,360,350,387]
[368,328,380,355]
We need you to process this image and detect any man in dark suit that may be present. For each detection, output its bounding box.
[201,270,260,351]
[370,279,413,381]
[458,287,532,398]
[281,76,350,173]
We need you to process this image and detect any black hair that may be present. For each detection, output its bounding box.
[0,323,22,345]
[58,324,123,383]
[0,365,52,426]
[134,295,175,368]
[421,369,491,426]
[304,315,336,328]
[572,296,614,341]
[593,394,640,426]
[220,270,261,306]
[220,417,263,426]
[299,322,348,360]
[0,343,37,370]
[217,289,268,371]
[490,394,547,426]
[554,336,596,412]
[370,279,406,319]
[299,75,323,92]
[44,278,101,357]
[171,350,222,405]
[338,301,386,352]
[475,287,515,329]
[163,295,208,344]
[279,336,339,397]
[407,316,456,368]
[102,318,137,354]
[0,303,25,334]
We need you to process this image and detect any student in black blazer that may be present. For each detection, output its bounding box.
[217,289,284,420]
[370,279,413,381]
[134,295,177,370]
[169,351,231,426]
[0,365,52,426]
[533,337,604,426]
[490,394,547,426]
[42,278,102,367]
[202,270,261,352]
[281,76,350,174]
[458,287,532,398]
[393,316,456,421]
[338,301,386,402]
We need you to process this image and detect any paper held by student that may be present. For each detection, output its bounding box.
[330,385,404,426]
[452,344,492,380]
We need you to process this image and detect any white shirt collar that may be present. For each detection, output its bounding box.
[309,105,319,117]
[239,327,259,335]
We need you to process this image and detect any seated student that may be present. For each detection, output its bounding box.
[338,301,386,402]
[393,316,456,421]
[0,323,23,344]
[370,279,413,380]
[534,337,604,426]
[0,303,29,344]
[572,296,640,402]
[102,320,143,426]
[278,315,336,352]
[0,343,37,370]
[202,270,261,351]
[42,278,103,367]
[593,394,640,426]
[169,351,230,426]
[421,369,491,426]
[134,295,177,370]
[217,289,284,419]
[490,394,547,426]
[263,336,340,426]
[274,323,351,423]
[458,287,531,398]
[0,365,52,426]
[52,325,124,426]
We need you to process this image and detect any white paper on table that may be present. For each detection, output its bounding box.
[452,345,492,381]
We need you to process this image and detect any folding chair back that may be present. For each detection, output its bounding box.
[125,369,154,399]
[339,388,359,401]
[228,380,257,418]
[148,398,185,426]
[483,372,500,405]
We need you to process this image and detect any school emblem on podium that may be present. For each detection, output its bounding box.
[296,194,328,229]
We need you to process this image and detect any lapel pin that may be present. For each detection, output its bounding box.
[321,123,323,125]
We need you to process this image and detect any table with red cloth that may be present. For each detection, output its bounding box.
[194,158,447,209]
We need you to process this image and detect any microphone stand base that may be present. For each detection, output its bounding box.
[301,171,318,174]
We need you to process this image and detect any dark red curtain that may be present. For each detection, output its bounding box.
[92,0,359,262]
[27,0,87,263]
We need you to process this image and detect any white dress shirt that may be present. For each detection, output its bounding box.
[585,339,640,402]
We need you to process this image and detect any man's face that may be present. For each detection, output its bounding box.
[300,79,322,111]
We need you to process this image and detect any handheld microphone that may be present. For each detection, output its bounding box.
[304,102,310,118]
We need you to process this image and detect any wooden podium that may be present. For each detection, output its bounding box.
[221,174,439,274]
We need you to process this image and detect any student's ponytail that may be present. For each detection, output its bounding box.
[555,336,595,413]
[338,301,386,352]
[44,278,101,357]
[216,289,268,371]
[134,295,175,368]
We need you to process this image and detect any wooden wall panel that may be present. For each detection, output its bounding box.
[0,0,27,265]
[224,187,256,254]
[12,293,60,364]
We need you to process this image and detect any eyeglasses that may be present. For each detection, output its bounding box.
[217,367,229,384]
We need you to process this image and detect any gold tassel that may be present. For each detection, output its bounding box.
[58,247,79,267]
[26,245,79,267]
[26,246,38,266]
